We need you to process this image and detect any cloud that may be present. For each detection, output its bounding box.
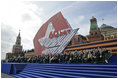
[74,15,85,25]
[1,1,43,59]
[78,24,90,36]
[1,23,16,43]
[1,23,17,59]
[22,14,32,22]
[61,2,89,12]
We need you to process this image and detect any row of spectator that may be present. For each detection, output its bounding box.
[7,48,112,63]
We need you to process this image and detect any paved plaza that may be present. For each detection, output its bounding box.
[1,73,15,78]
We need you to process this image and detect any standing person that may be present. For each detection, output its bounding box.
[92,49,97,63]
[87,50,92,63]
[98,47,103,63]
[107,49,112,60]
[65,53,70,63]
[74,53,78,63]
[101,48,107,63]
[83,50,88,63]
[24,57,28,63]
[59,53,64,63]
[95,48,101,63]
[102,48,112,63]
[68,57,72,64]
[27,57,31,63]
[78,51,82,63]
[81,50,84,63]
[50,55,54,63]
[90,49,94,63]
[57,53,61,63]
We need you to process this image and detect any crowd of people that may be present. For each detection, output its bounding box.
[7,48,112,64]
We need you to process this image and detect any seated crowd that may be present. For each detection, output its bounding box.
[7,48,112,63]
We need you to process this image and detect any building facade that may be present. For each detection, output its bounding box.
[71,34,87,45]
[100,24,117,40]
[6,53,12,60]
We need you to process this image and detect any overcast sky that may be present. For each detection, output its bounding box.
[1,1,117,59]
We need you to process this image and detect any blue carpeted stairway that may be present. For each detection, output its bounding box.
[13,63,117,78]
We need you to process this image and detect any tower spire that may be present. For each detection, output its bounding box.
[18,29,21,37]
[15,30,21,45]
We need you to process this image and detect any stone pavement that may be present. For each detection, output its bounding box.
[1,73,15,78]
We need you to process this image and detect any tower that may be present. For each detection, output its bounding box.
[12,31,22,53]
[90,16,99,32]
[87,16,104,42]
